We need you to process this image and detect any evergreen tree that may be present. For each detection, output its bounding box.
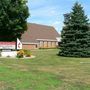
[59,2,90,57]
[0,0,29,41]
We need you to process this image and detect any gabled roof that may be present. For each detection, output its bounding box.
[21,23,60,43]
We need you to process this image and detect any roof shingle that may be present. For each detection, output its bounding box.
[21,23,60,43]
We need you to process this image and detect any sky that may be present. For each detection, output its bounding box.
[27,0,90,33]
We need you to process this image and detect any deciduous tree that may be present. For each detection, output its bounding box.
[0,0,29,41]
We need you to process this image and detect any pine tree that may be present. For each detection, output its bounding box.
[59,2,90,57]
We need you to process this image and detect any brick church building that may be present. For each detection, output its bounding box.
[21,23,60,49]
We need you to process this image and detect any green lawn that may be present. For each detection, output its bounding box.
[0,49,90,90]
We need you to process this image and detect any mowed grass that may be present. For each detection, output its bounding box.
[0,49,90,90]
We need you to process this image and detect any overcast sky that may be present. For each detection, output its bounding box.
[27,0,90,33]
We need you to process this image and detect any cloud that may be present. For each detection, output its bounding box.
[30,6,60,17]
[28,0,48,10]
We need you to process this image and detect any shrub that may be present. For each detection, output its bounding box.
[24,50,31,57]
[17,50,32,58]
[17,50,24,58]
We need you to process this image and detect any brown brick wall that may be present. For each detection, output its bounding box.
[51,42,57,48]
[22,44,37,50]
[48,41,52,48]
[43,41,48,48]
[39,41,44,48]
[39,41,57,48]
[22,41,58,49]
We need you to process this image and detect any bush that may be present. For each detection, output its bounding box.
[17,49,32,58]
[17,50,24,58]
[24,50,31,57]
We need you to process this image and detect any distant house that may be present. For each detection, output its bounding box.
[21,23,60,49]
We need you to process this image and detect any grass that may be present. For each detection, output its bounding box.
[0,49,90,90]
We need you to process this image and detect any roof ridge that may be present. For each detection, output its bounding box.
[27,22,53,28]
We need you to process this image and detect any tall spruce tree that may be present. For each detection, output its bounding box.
[59,2,90,57]
[0,0,29,41]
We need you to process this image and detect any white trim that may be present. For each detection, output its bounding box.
[22,42,38,45]
[17,38,22,50]
[36,39,57,42]
[56,37,61,42]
